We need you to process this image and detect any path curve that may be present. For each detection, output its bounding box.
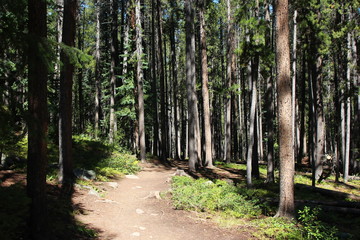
[74,163,251,240]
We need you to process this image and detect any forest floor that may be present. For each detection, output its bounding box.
[1,158,360,239]
[73,160,254,240]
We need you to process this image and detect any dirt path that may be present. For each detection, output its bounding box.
[73,163,252,240]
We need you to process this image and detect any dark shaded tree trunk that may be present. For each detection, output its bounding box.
[169,7,180,160]
[135,0,146,162]
[150,0,159,157]
[59,0,77,190]
[27,0,48,238]
[157,0,167,161]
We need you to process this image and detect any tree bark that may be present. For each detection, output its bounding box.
[157,0,167,161]
[94,0,101,139]
[109,0,119,143]
[27,0,48,237]
[185,0,199,171]
[169,4,180,160]
[199,0,213,168]
[150,0,159,156]
[135,0,146,162]
[275,0,294,219]
[247,58,258,185]
[59,0,77,190]
[224,0,234,164]
[314,56,325,182]
[292,9,298,164]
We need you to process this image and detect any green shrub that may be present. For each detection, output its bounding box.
[171,176,261,218]
[298,206,339,240]
[97,152,141,175]
[252,217,303,240]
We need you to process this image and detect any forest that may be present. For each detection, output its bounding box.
[0,0,359,239]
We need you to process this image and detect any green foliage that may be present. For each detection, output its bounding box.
[298,207,339,240]
[252,217,303,240]
[171,176,261,218]
[71,135,140,181]
[0,105,27,159]
[95,153,140,181]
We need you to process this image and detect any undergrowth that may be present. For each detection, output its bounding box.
[171,176,261,218]
[170,176,348,240]
[46,135,141,181]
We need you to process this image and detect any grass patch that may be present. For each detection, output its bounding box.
[171,176,261,218]
[46,135,141,182]
[251,217,302,240]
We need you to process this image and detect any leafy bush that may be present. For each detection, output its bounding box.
[171,176,261,218]
[298,206,339,240]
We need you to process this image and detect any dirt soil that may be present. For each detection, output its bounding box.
[73,162,253,240]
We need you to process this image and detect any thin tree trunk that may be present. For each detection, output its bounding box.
[224,0,234,163]
[344,30,352,182]
[275,0,294,219]
[135,0,146,162]
[169,14,180,160]
[298,48,306,165]
[27,0,48,237]
[199,0,213,168]
[314,56,324,181]
[157,0,167,161]
[77,16,84,132]
[247,58,258,185]
[292,9,297,164]
[185,0,198,171]
[59,0,77,190]
[109,0,119,143]
[150,0,159,156]
[94,0,101,139]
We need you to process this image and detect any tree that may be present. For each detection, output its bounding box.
[151,0,159,156]
[27,0,49,237]
[59,0,77,189]
[199,0,213,168]
[109,0,119,143]
[224,0,234,164]
[275,0,295,218]
[157,0,167,161]
[135,0,146,162]
[94,0,101,139]
[185,0,199,171]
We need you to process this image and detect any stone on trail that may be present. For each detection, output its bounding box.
[95,199,118,204]
[135,208,145,214]
[126,174,139,179]
[73,168,96,180]
[142,191,161,200]
[88,188,100,197]
[131,232,140,237]
[171,169,191,177]
[107,182,118,188]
